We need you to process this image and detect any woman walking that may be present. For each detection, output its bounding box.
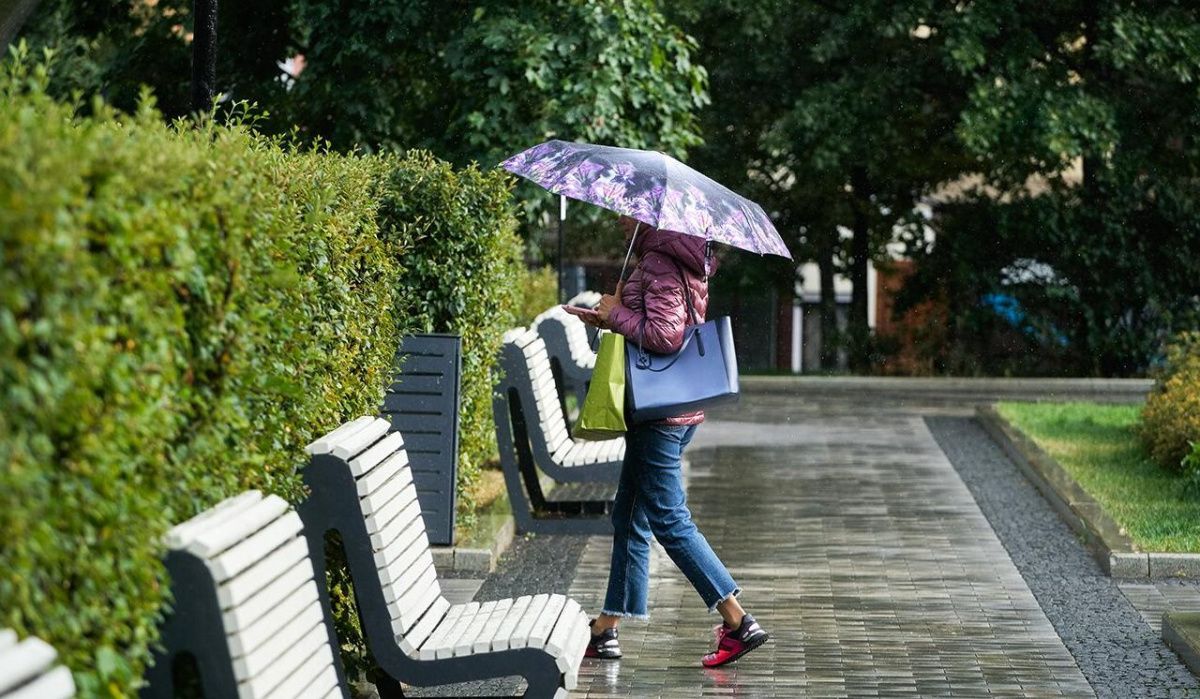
[580,215,770,668]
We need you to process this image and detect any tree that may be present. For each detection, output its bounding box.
[675,0,973,370]
[934,0,1200,374]
[15,1,708,175]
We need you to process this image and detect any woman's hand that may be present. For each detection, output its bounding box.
[596,293,620,328]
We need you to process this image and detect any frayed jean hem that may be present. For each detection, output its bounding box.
[600,609,650,621]
[706,586,742,613]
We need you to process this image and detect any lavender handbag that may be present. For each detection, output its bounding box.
[624,262,740,424]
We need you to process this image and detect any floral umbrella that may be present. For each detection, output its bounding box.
[501,140,792,259]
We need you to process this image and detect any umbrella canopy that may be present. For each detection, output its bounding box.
[501,140,792,259]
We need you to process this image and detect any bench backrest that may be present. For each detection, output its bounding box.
[0,630,74,699]
[381,333,462,546]
[304,417,448,656]
[499,329,572,462]
[145,491,346,699]
[532,306,596,371]
[566,290,601,309]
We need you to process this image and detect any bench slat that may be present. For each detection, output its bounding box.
[329,418,390,460]
[399,596,450,656]
[552,609,589,675]
[544,598,581,657]
[358,451,413,500]
[348,432,405,479]
[250,641,331,699]
[399,584,444,636]
[452,600,498,657]
[235,620,329,699]
[3,665,74,699]
[217,536,308,609]
[166,491,264,550]
[373,509,425,575]
[190,495,290,558]
[389,564,441,629]
[305,416,374,455]
[363,482,418,538]
[0,637,57,695]
[233,604,324,680]
[379,530,432,590]
[560,619,588,681]
[357,470,415,530]
[490,595,533,651]
[381,545,434,604]
[368,486,422,551]
[527,594,567,650]
[227,580,320,658]
[296,664,341,699]
[432,601,482,659]
[508,593,549,650]
[0,629,15,653]
[209,512,303,583]
[419,602,477,661]
[221,560,311,632]
[471,598,515,653]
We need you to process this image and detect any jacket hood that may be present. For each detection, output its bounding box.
[633,225,716,278]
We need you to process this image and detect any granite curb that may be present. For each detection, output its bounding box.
[977,404,1200,580]
[430,513,515,574]
[1164,612,1200,678]
[743,375,1151,403]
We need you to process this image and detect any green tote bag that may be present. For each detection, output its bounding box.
[574,330,627,440]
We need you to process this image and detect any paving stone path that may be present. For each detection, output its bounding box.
[421,384,1199,697]
[569,413,1094,697]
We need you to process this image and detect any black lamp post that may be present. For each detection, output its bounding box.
[190,0,217,113]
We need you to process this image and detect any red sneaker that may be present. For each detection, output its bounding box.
[701,613,769,668]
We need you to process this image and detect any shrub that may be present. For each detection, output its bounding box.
[379,153,523,522]
[517,265,560,325]
[1140,332,1200,473]
[0,53,520,696]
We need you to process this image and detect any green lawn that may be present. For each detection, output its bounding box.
[997,401,1200,553]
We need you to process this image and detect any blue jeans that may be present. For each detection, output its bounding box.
[602,423,740,619]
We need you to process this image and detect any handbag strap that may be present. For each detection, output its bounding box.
[634,256,703,363]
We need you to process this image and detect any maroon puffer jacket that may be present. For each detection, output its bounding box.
[608,226,714,426]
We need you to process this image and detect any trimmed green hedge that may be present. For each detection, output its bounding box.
[0,56,520,696]
[379,154,523,518]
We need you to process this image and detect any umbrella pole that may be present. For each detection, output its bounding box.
[557,195,566,304]
[618,223,640,286]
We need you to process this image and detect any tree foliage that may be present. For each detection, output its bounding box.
[909,0,1200,375]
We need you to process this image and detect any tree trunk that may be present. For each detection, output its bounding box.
[191,0,218,114]
[848,167,872,372]
[816,228,838,370]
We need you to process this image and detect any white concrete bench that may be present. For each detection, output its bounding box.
[501,328,623,474]
[565,290,602,345]
[300,417,589,698]
[566,290,601,309]
[142,491,347,699]
[0,630,75,699]
[493,328,623,534]
[532,306,596,418]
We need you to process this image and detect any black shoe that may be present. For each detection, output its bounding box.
[584,619,622,659]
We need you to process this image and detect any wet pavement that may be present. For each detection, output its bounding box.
[568,413,1094,697]
[416,383,1199,697]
